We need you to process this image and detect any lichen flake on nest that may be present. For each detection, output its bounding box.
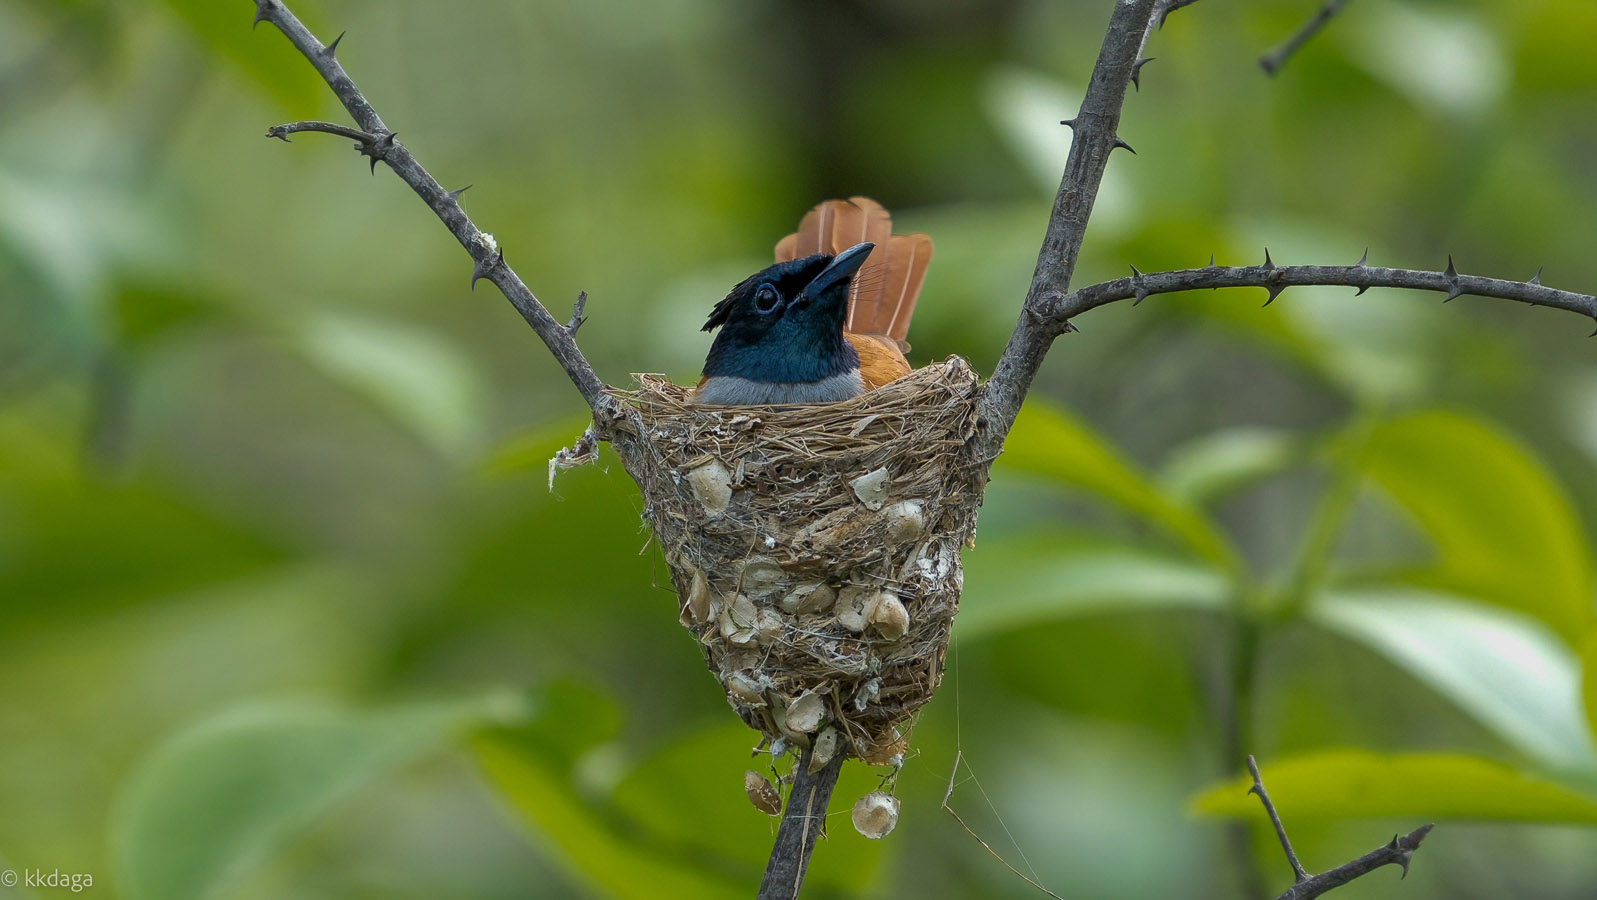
[610,358,985,764]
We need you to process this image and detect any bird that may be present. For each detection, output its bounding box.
[694,197,933,406]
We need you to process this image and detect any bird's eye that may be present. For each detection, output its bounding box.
[753,283,782,314]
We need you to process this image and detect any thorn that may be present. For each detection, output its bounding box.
[1263,284,1285,306]
[1356,247,1369,267]
[1112,136,1136,155]
[265,126,290,142]
[1262,248,1275,270]
[1388,835,1415,878]
[471,246,504,290]
[1355,285,1369,296]
[360,131,397,175]
[1529,265,1543,285]
[1589,317,1596,338]
[568,290,589,335]
[1443,254,1462,302]
[1060,117,1077,129]
[252,0,272,29]
[1062,320,1080,334]
[324,31,345,58]
[447,184,473,202]
[1129,264,1149,306]
[1206,253,1216,268]
[1131,57,1155,91]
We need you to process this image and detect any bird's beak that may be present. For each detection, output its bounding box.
[802,242,874,301]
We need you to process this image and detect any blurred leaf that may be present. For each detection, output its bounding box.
[114,694,525,900]
[1583,632,1597,747]
[510,678,622,772]
[610,723,883,891]
[1159,426,1302,506]
[113,283,228,349]
[0,413,287,625]
[155,0,323,113]
[999,402,1239,570]
[988,611,1210,736]
[1193,750,1597,823]
[1311,587,1596,773]
[475,735,746,900]
[1346,2,1507,117]
[296,311,486,459]
[1359,410,1594,642]
[959,534,1229,641]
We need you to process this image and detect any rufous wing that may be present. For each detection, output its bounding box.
[846,332,913,390]
[774,196,932,348]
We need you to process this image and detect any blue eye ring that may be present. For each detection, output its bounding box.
[753,283,781,314]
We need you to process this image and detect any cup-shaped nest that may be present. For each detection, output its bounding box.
[611,358,984,764]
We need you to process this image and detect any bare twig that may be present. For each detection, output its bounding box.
[250,0,617,421]
[757,745,845,900]
[1275,826,1434,900]
[1036,256,1597,327]
[567,291,589,336]
[1247,755,1311,883]
[1260,0,1352,76]
[1247,755,1434,900]
[264,120,376,143]
[974,0,1162,463]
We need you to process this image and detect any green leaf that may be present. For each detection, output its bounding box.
[475,736,746,900]
[156,0,324,113]
[113,283,228,349]
[0,412,287,625]
[1583,632,1597,747]
[959,535,1229,641]
[998,402,1239,571]
[1192,750,1597,823]
[1311,587,1596,773]
[113,694,526,900]
[1359,410,1594,642]
[296,311,487,459]
[1159,426,1302,506]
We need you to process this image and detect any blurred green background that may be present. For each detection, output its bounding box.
[4,0,1597,897]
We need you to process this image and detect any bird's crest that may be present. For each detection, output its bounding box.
[774,197,932,349]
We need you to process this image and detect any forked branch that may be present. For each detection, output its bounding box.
[1248,756,1434,900]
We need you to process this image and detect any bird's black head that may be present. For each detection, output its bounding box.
[701,242,872,384]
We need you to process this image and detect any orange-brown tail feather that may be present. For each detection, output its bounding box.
[773,197,932,347]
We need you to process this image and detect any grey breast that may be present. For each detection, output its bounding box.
[693,370,865,405]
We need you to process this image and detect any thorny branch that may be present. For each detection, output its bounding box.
[1260,1,1353,76]
[264,120,374,144]
[1248,756,1434,900]
[973,0,1160,464]
[251,0,617,422]
[1045,255,1597,329]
